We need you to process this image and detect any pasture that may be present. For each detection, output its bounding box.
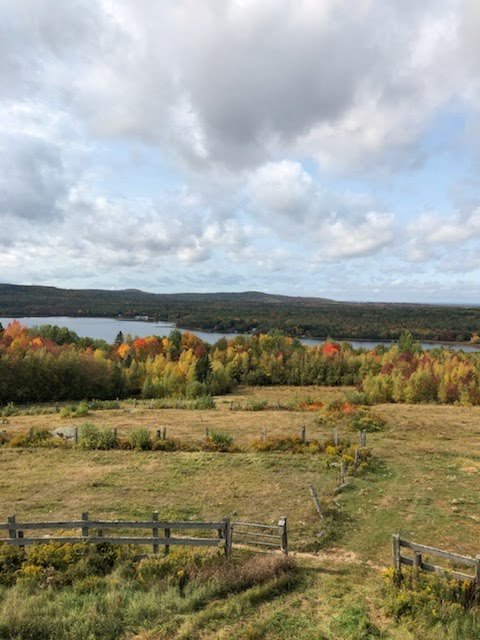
[1,385,480,638]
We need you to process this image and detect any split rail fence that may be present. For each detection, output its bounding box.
[392,534,480,584]
[0,512,233,556]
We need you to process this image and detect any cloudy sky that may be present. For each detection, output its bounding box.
[1,0,480,302]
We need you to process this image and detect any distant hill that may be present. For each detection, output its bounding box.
[0,283,479,342]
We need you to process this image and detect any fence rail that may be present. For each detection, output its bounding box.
[392,534,480,584]
[231,517,288,554]
[1,512,232,556]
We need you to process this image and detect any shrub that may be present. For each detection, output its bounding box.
[88,399,121,410]
[350,409,386,433]
[128,428,152,451]
[77,423,117,450]
[343,390,371,406]
[0,544,26,586]
[384,568,480,637]
[9,427,54,448]
[185,381,208,399]
[245,399,268,411]
[204,431,234,452]
[0,403,20,417]
[252,435,305,453]
[152,438,178,451]
[190,396,216,409]
[60,401,90,419]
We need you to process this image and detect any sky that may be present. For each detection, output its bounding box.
[1,0,480,303]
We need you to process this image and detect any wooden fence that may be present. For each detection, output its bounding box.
[0,512,232,557]
[392,534,480,583]
[231,518,288,554]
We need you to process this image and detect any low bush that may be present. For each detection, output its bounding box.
[88,399,121,410]
[350,409,386,433]
[246,399,269,411]
[252,435,313,453]
[190,396,216,409]
[152,437,178,451]
[9,427,55,448]
[128,428,152,451]
[77,423,117,450]
[203,431,235,452]
[60,401,90,419]
[343,390,371,406]
[0,403,19,417]
[384,568,480,639]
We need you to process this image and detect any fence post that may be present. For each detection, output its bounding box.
[223,517,232,558]
[412,551,422,585]
[164,526,171,555]
[162,427,167,440]
[333,428,338,446]
[279,517,288,555]
[475,555,480,603]
[301,425,306,445]
[74,427,78,445]
[152,511,159,554]
[18,530,24,549]
[81,512,89,538]
[7,515,16,540]
[392,534,401,573]
[308,483,323,519]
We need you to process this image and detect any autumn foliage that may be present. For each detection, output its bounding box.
[1,322,480,405]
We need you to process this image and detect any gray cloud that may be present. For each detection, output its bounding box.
[1,0,472,173]
[0,132,68,220]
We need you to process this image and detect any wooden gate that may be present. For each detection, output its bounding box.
[231,517,288,554]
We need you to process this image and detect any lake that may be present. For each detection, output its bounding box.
[0,316,478,352]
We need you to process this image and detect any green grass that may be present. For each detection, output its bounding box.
[1,386,480,637]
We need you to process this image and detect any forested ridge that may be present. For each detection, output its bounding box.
[1,320,480,406]
[1,283,480,342]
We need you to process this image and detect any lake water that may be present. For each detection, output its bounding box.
[0,316,478,352]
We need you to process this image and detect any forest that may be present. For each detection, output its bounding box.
[2,283,480,342]
[1,320,480,406]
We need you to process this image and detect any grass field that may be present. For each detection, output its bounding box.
[1,386,480,638]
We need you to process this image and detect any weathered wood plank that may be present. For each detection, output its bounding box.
[231,531,281,540]
[2,536,223,547]
[420,561,474,582]
[399,540,476,567]
[279,517,288,555]
[231,521,281,530]
[152,511,158,554]
[0,520,225,531]
[308,483,324,519]
[392,534,400,571]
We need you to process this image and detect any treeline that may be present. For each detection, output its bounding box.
[1,321,480,406]
[2,283,480,341]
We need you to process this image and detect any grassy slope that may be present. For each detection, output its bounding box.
[1,386,480,637]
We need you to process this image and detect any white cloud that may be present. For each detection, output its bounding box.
[1,0,480,300]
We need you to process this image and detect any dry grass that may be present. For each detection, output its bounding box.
[1,386,480,567]
[0,386,348,445]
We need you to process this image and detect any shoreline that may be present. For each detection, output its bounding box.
[2,314,479,349]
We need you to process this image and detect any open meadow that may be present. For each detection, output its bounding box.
[1,386,480,638]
